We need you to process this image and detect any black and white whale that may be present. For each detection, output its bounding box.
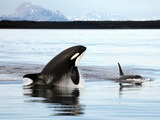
[23,45,86,87]
[117,63,144,86]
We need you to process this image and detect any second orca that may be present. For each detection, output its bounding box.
[117,62,144,86]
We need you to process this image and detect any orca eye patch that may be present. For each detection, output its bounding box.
[71,53,80,60]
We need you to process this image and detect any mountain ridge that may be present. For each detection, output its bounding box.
[0,2,68,21]
[0,2,159,21]
[68,11,128,21]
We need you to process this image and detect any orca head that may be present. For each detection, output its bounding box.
[69,45,87,67]
[68,45,86,85]
[60,45,86,85]
[41,45,87,85]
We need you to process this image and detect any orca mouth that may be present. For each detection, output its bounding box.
[75,51,86,67]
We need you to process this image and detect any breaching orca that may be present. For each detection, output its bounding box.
[23,45,86,87]
[117,63,143,86]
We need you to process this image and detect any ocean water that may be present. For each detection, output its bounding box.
[0,29,160,120]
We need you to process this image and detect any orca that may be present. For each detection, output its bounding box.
[23,45,86,87]
[117,63,143,86]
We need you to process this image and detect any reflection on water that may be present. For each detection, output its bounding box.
[24,86,85,116]
[119,83,142,91]
[118,84,142,97]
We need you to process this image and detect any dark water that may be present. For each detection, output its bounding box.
[0,29,160,120]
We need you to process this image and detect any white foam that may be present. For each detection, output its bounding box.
[54,74,85,88]
[125,78,151,84]
[0,74,20,81]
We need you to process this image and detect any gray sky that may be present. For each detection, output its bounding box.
[0,0,160,19]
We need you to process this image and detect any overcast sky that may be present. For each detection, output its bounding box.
[0,0,159,19]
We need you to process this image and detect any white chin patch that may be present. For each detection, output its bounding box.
[75,51,85,67]
[23,78,33,86]
[126,78,143,83]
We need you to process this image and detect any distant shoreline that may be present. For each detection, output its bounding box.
[0,20,160,29]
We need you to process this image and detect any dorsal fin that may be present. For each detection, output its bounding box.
[118,63,124,76]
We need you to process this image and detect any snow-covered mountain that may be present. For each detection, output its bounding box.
[0,2,68,21]
[68,11,160,21]
[1,2,158,21]
[68,11,128,21]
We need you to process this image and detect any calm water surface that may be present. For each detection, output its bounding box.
[0,29,160,120]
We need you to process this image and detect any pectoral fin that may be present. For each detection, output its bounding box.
[70,67,79,85]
